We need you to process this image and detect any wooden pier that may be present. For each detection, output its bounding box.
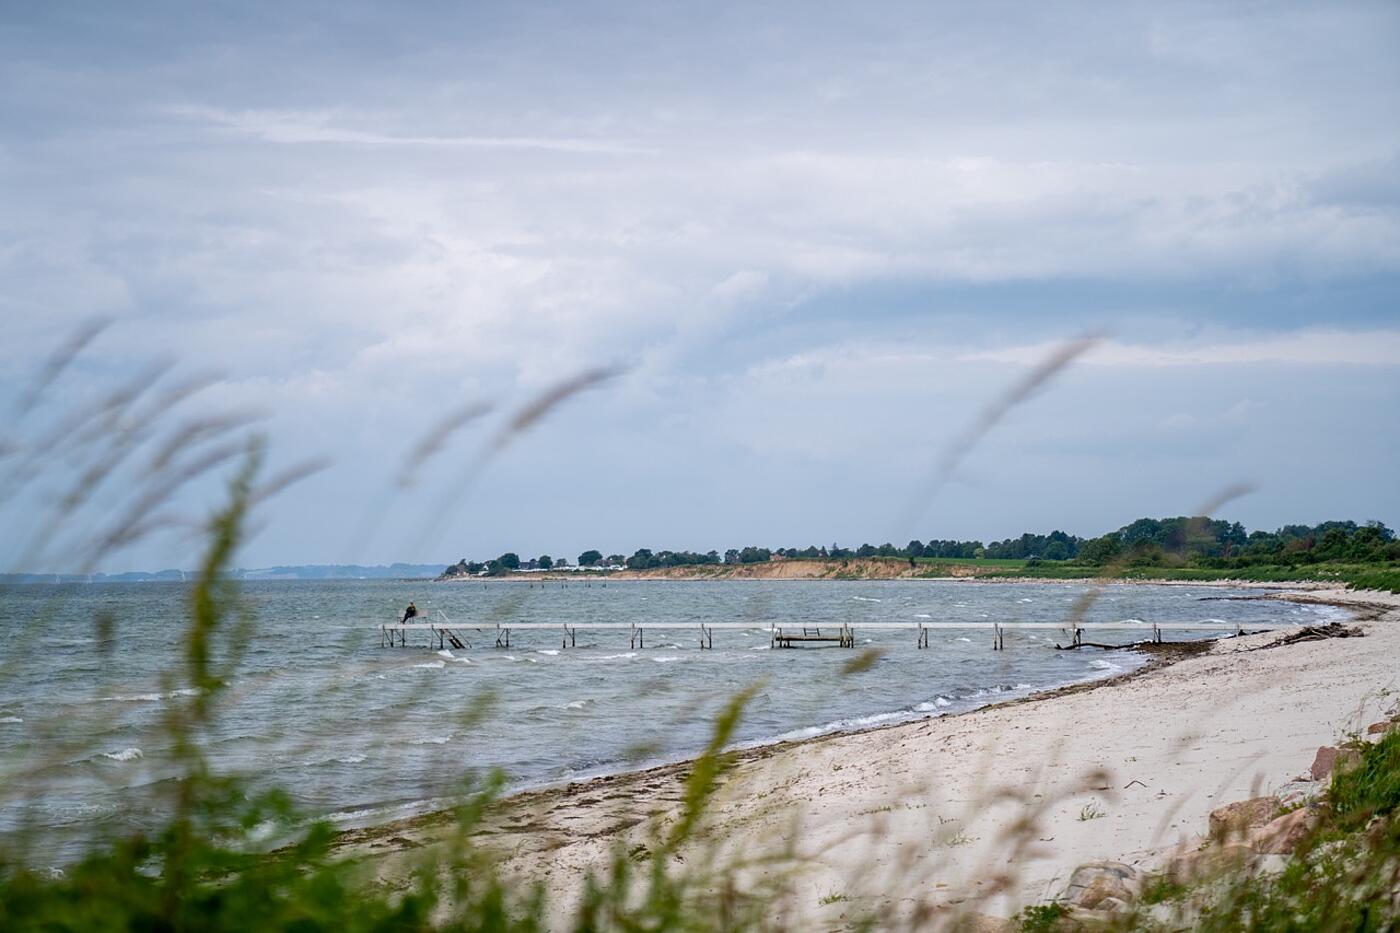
[380,616,1286,651]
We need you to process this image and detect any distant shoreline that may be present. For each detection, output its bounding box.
[437,557,1345,589]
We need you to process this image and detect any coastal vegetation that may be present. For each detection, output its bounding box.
[440,517,1400,592]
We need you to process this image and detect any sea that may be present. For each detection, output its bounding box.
[0,578,1349,863]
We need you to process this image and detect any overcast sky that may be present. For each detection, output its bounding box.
[3,1,1399,571]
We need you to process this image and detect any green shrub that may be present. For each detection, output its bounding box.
[1330,729,1400,829]
[1018,901,1068,932]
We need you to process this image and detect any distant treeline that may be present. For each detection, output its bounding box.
[442,517,1397,577]
[1076,517,1398,569]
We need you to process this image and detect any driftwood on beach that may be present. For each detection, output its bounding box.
[1267,621,1365,647]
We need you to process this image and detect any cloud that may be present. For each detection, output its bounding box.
[3,1,1399,566]
[168,106,655,155]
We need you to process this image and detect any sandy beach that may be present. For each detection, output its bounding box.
[340,586,1400,926]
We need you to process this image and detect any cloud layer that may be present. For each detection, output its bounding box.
[2,1,1398,568]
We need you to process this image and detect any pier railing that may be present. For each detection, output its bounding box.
[379,617,1287,651]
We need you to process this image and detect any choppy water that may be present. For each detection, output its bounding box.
[0,578,1344,862]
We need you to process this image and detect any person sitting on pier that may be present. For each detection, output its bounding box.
[401,602,418,623]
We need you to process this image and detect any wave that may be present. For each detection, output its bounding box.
[1089,659,1120,672]
[99,687,200,703]
[652,656,681,663]
[412,661,445,670]
[324,798,442,827]
[0,716,22,724]
[593,652,637,661]
[852,596,882,602]
[761,682,1042,745]
[102,748,143,762]
[537,649,560,656]
[562,699,589,710]
[335,754,367,764]
[410,735,450,745]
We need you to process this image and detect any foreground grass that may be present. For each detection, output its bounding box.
[0,457,796,932]
[3,460,1394,930]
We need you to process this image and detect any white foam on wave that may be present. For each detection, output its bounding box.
[1089,659,1118,671]
[436,649,455,658]
[594,652,637,660]
[411,735,450,745]
[413,660,445,670]
[852,596,882,602]
[538,649,559,656]
[1120,618,1147,625]
[102,748,143,762]
[562,699,588,710]
[914,613,932,619]
[956,637,972,643]
[1018,598,1034,603]
[101,687,200,703]
[766,708,913,743]
[335,754,367,764]
[325,798,438,826]
[652,656,681,663]
[0,716,22,724]
[750,645,770,651]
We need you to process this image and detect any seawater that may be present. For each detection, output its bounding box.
[0,579,1343,862]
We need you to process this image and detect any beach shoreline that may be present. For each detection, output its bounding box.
[335,585,1398,922]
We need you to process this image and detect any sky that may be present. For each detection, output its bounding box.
[2,1,1399,571]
